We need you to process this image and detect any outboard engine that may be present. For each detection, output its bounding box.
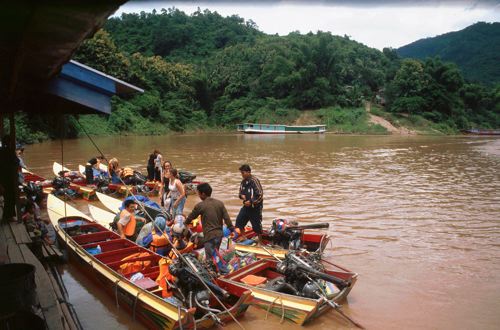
[23,181,43,202]
[266,252,350,299]
[52,176,77,198]
[93,174,110,191]
[169,254,228,316]
[268,219,302,250]
[179,171,196,184]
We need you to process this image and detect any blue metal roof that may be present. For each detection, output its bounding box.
[45,60,143,114]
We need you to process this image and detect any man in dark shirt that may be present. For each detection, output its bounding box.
[184,182,234,273]
[235,164,264,243]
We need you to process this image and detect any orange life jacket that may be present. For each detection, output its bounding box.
[118,252,151,275]
[168,240,195,259]
[121,167,134,178]
[150,230,169,254]
[120,209,136,237]
[156,258,174,298]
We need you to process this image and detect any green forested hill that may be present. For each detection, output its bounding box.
[397,22,500,85]
[11,11,499,142]
[104,8,262,63]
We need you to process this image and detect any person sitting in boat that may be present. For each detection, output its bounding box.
[184,182,235,274]
[85,157,106,184]
[108,158,122,184]
[117,200,145,241]
[167,223,195,258]
[149,216,171,256]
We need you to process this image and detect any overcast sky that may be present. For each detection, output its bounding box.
[115,1,500,49]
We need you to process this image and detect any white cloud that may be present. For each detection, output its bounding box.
[115,1,500,49]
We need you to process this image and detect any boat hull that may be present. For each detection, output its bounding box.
[219,258,357,325]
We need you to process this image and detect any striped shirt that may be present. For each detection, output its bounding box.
[239,175,263,207]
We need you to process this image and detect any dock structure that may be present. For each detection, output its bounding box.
[0,221,80,329]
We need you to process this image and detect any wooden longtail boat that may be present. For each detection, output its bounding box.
[88,204,116,225]
[234,228,330,259]
[219,254,357,325]
[22,168,47,183]
[47,194,252,329]
[96,191,167,220]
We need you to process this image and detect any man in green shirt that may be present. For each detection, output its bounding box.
[184,182,234,274]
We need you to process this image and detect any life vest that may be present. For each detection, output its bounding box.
[120,209,136,237]
[150,230,169,255]
[168,241,195,259]
[156,258,174,298]
[121,167,134,178]
[118,252,151,274]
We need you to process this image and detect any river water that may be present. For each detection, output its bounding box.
[25,134,500,330]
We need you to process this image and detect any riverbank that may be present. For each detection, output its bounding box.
[14,105,484,145]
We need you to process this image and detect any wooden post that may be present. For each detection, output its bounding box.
[0,113,4,138]
[9,112,22,223]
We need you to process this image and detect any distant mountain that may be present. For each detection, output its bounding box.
[397,22,500,85]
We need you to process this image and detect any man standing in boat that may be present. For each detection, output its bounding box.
[117,200,145,241]
[235,164,264,244]
[184,183,234,274]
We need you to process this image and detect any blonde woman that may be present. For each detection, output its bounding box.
[108,158,121,184]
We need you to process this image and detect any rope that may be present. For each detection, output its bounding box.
[265,296,285,323]
[114,280,120,309]
[132,292,141,321]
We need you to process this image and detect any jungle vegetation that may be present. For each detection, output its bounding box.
[13,9,500,143]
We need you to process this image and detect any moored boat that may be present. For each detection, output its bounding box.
[219,251,357,325]
[464,129,500,135]
[237,123,326,134]
[47,194,252,329]
[235,222,330,259]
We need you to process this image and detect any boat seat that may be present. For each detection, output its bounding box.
[132,277,158,291]
[94,246,143,263]
[240,274,267,286]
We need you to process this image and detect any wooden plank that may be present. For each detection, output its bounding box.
[9,221,32,244]
[3,224,24,263]
[19,244,65,330]
[47,270,78,330]
[51,245,64,258]
[0,224,9,263]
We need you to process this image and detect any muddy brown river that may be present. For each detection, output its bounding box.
[24,134,500,329]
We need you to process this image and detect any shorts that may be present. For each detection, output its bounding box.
[235,205,263,234]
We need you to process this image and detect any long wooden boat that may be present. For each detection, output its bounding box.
[464,129,500,135]
[88,204,116,225]
[47,194,252,329]
[22,168,47,183]
[219,253,357,325]
[237,123,326,134]
[235,228,330,259]
[96,191,166,220]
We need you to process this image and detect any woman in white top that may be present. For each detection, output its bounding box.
[159,161,172,207]
[166,168,186,217]
[154,151,163,181]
